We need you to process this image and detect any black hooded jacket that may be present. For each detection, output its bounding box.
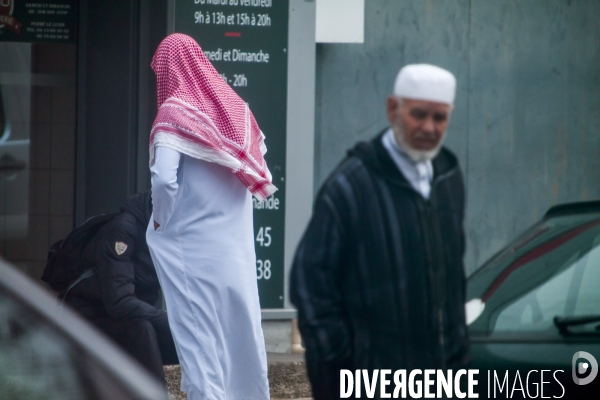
[290,131,470,393]
[66,192,164,322]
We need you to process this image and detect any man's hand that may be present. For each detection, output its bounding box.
[154,220,160,230]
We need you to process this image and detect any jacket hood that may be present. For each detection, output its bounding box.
[348,129,460,185]
[120,191,153,227]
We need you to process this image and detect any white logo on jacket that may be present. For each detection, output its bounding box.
[115,242,128,255]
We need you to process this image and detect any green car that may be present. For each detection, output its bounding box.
[467,201,600,399]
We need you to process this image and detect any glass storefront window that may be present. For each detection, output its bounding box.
[0,41,76,280]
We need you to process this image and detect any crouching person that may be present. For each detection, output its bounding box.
[63,191,178,383]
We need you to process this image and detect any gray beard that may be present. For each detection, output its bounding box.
[391,124,445,163]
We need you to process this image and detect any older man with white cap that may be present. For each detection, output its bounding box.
[291,64,469,399]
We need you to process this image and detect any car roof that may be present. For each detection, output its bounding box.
[0,258,167,400]
[544,200,600,219]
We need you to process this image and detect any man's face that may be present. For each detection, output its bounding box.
[387,97,452,161]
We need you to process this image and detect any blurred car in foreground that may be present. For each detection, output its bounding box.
[467,201,600,398]
[0,257,167,399]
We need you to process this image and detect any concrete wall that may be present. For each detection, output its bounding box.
[314,0,600,273]
[262,320,292,353]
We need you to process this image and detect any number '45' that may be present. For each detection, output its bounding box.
[256,227,271,247]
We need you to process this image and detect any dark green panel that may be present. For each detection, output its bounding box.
[175,0,288,308]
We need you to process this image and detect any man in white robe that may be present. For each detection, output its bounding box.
[146,33,276,400]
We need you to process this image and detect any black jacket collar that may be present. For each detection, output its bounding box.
[348,128,460,188]
[120,190,153,227]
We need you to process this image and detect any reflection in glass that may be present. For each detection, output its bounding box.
[0,43,32,240]
[0,41,76,280]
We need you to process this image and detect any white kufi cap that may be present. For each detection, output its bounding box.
[394,64,456,105]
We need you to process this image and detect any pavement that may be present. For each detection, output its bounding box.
[165,352,312,399]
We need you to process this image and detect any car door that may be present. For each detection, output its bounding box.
[467,210,600,399]
[0,258,167,400]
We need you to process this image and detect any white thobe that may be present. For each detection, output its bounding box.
[381,128,433,199]
[146,146,269,400]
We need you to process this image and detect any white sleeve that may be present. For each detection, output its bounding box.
[150,146,181,229]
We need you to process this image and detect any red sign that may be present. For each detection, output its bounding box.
[0,0,22,34]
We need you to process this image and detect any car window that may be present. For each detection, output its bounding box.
[493,252,581,332]
[468,213,600,336]
[573,236,600,318]
[0,289,89,399]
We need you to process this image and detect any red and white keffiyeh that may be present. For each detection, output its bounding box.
[150,33,277,201]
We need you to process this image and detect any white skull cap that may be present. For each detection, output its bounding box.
[394,64,456,105]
